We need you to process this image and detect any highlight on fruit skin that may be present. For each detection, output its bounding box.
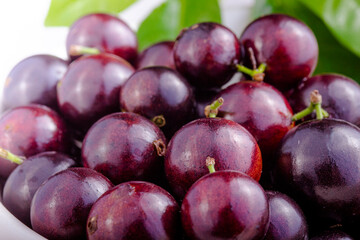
[164,116,262,200]
[181,168,269,240]
[173,22,241,89]
[66,13,138,64]
[289,73,360,126]
[86,181,181,240]
[240,13,319,92]
[273,117,360,227]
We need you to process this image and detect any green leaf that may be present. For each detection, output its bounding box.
[45,0,138,27]
[252,0,360,83]
[137,0,221,51]
[298,0,360,58]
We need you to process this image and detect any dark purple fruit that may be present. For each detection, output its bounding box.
[273,119,360,226]
[82,112,166,185]
[240,14,318,91]
[181,170,269,240]
[57,53,135,133]
[30,167,113,240]
[311,227,354,240]
[66,13,138,64]
[289,74,360,126]
[217,81,293,157]
[119,66,195,138]
[165,117,262,200]
[87,181,180,240]
[136,41,175,69]
[2,152,76,226]
[174,22,240,89]
[2,54,67,112]
[0,104,70,179]
[264,191,308,240]
[194,88,220,119]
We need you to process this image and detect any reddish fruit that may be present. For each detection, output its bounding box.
[2,54,67,112]
[57,53,135,133]
[3,152,76,226]
[182,170,269,240]
[120,66,195,139]
[87,181,180,240]
[240,14,318,91]
[66,13,138,64]
[30,168,113,240]
[136,41,175,69]
[82,112,166,185]
[165,117,262,200]
[0,104,70,179]
[174,22,241,89]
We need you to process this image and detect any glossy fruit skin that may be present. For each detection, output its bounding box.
[273,119,360,226]
[165,118,262,200]
[174,22,240,89]
[0,104,70,179]
[217,81,293,157]
[136,41,175,69]
[87,181,180,240]
[311,228,354,240]
[289,74,360,126]
[240,14,318,92]
[2,152,76,226]
[2,54,67,112]
[264,191,308,240]
[57,53,135,133]
[30,167,113,240]
[194,88,220,119]
[82,112,166,185]
[120,66,195,139]
[181,170,269,240]
[66,13,138,64]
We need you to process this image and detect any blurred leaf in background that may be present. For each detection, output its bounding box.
[45,0,137,26]
[136,0,221,50]
[299,0,360,58]
[252,0,360,82]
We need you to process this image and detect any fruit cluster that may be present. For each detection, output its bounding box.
[1,12,360,240]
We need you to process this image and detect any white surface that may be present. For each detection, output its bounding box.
[0,0,254,239]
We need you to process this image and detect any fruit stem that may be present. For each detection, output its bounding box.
[153,139,166,157]
[292,90,328,121]
[314,103,323,120]
[69,45,101,56]
[204,97,224,118]
[291,105,314,121]
[206,157,216,173]
[322,109,329,118]
[0,147,24,165]
[152,115,166,127]
[236,63,266,82]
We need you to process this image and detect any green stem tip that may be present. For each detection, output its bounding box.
[69,45,101,56]
[152,115,166,128]
[237,63,266,82]
[291,90,329,121]
[206,156,216,174]
[205,97,224,118]
[0,147,24,165]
